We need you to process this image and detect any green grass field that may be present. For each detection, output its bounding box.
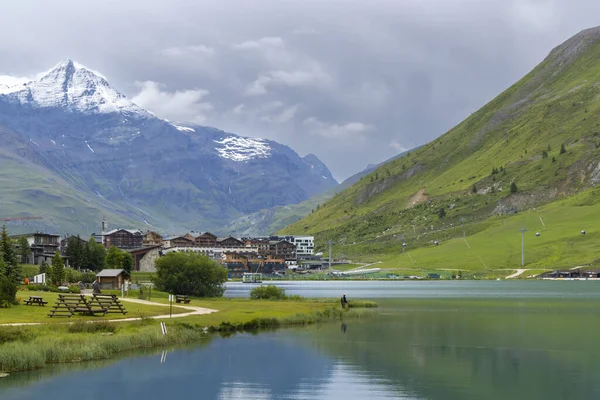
[0,291,188,324]
[318,187,600,274]
[280,36,600,275]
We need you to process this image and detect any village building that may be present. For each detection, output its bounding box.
[221,252,286,277]
[162,235,194,248]
[267,240,297,261]
[195,232,218,247]
[143,231,163,247]
[103,229,143,250]
[128,245,162,272]
[217,236,245,247]
[11,232,60,264]
[96,269,130,290]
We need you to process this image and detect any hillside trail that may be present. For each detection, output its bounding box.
[505,269,528,279]
[0,297,218,327]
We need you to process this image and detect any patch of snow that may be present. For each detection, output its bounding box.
[86,142,95,153]
[321,175,327,179]
[173,124,195,132]
[50,139,56,145]
[29,138,39,146]
[143,219,150,225]
[213,136,271,162]
[95,191,104,198]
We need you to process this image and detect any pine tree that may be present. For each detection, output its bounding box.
[472,184,477,194]
[510,182,518,194]
[66,236,86,269]
[17,236,30,264]
[51,251,64,285]
[560,143,566,154]
[0,226,21,284]
[39,261,48,275]
[86,237,106,271]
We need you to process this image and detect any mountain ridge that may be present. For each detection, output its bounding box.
[281,26,600,259]
[0,60,337,235]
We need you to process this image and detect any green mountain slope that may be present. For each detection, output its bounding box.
[226,150,414,236]
[281,27,600,270]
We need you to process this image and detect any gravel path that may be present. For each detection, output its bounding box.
[0,297,218,327]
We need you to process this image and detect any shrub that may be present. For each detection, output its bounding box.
[81,271,97,283]
[0,327,36,344]
[67,321,118,334]
[0,275,18,307]
[250,285,287,300]
[68,285,81,294]
[154,252,227,297]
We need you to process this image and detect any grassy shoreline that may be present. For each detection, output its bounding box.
[0,299,377,373]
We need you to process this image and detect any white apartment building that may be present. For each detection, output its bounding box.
[288,236,314,257]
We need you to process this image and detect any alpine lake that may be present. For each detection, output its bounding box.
[1,280,599,400]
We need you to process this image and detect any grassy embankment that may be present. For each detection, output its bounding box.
[0,290,377,373]
[281,38,600,277]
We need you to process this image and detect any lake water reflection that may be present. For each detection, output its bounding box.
[2,281,600,400]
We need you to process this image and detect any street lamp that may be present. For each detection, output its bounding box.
[519,228,527,266]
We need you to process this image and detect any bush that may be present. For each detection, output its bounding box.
[68,285,81,294]
[81,271,97,283]
[67,321,118,334]
[250,285,287,300]
[65,268,83,284]
[26,284,48,292]
[0,327,36,344]
[0,275,18,307]
[154,252,227,297]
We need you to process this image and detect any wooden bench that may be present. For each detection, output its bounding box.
[24,296,48,306]
[175,295,191,304]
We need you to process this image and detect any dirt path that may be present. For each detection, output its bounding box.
[0,297,218,327]
[505,269,527,279]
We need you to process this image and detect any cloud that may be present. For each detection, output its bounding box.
[260,104,300,123]
[245,66,331,95]
[0,75,31,86]
[304,117,374,140]
[232,36,285,50]
[131,81,212,124]
[2,0,600,180]
[162,45,215,57]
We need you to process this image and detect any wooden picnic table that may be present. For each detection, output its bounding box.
[24,296,48,306]
[47,294,107,318]
[175,295,191,304]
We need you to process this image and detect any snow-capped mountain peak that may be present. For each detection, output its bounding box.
[0,59,148,116]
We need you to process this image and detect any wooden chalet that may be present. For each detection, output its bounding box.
[103,229,143,250]
[143,231,163,247]
[195,232,218,247]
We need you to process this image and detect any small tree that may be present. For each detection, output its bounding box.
[51,251,65,285]
[17,236,31,264]
[39,261,50,282]
[437,207,446,218]
[541,150,548,159]
[472,184,477,194]
[560,143,566,154]
[154,252,227,297]
[65,235,86,269]
[0,275,18,308]
[85,237,106,271]
[1,226,21,284]
[510,182,518,194]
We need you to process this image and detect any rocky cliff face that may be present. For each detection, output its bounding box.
[0,60,337,234]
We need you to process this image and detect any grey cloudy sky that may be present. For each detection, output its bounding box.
[1,0,599,181]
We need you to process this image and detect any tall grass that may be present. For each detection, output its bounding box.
[0,304,376,372]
